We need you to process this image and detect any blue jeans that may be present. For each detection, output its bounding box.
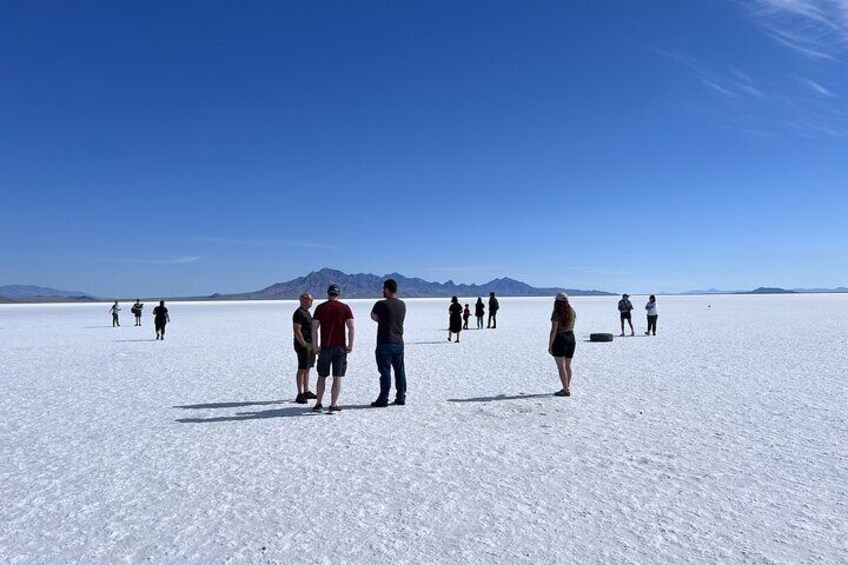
[375,343,406,403]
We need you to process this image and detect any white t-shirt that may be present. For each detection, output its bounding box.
[645,301,657,316]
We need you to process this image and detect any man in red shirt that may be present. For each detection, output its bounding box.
[310,284,355,413]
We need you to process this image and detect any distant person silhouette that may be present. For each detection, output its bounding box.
[475,297,485,329]
[448,296,463,342]
[462,304,471,330]
[370,279,407,407]
[548,293,576,397]
[645,295,658,336]
[618,293,634,336]
[311,284,355,413]
[131,299,144,326]
[292,293,317,404]
[153,301,170,340]
[109,301,121,327]
[487,292,500,328]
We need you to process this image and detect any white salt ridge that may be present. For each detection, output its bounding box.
[1,295,846,564]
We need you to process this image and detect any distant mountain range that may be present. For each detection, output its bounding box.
[212,268,614,299]
[683,286,848,295]
[3,276,847,303]
[0,284,96,303]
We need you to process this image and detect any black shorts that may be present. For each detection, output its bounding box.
[620,312,632,320]
[317,347,347,378]
[551,332,576,359]
[155,319,167,331]
[294,341,315,370]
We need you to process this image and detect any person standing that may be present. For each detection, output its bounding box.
[109,301,121,327]
[487,292,500,328]
[645,295,658,336]
[618,293,634,336]
[131,299,144,326]
[153,300,170,340]
[311,284,355,413]
[448,296,463,342]
[292,293,317,404]
[462,304,471,330]
[475,297,485,329]
[370,279,407,407]
[548,293,576,397]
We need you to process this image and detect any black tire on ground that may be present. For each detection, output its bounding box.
[589,333,614,342]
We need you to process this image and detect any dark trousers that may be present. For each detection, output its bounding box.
[476,315,484,329]
[376,343,406,403]
[647,315,658,334]
[488,311,497,328]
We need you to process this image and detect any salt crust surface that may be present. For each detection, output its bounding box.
[1,295,846,564]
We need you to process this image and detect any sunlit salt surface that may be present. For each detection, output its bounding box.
[2,294,846,564]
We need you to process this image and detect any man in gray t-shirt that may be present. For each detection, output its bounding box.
[370,278,407,407]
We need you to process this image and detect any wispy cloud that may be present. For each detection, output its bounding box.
[742,0,848,59]
[175,236,337,250]
[653,46,848,138]
[796,76,837,96]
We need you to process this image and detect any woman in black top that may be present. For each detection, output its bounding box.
[448,296,463,343]
[474,297,485,329]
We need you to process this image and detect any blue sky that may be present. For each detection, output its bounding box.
[1,0,846,297]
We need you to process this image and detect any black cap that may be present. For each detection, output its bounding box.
[327,284,341,296]
[383,279,398,293]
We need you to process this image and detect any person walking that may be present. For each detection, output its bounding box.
[618,293,634,336]
[131,299,144,326]
[311,284,355,413]
[109,301,121,327]
[448,296,463,342]
[474,297,485,329]
[548,293,576,397]
[645,295,658,336]
[370,279,407,407]
[487,292,500,328]
[462,304,471,330]
[292,293,317,404]
[153,300,170,340]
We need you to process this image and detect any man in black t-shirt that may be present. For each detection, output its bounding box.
[152,300,170,340]
[370,279,407,407]
[292,293,317,404]
[487,292,500,329]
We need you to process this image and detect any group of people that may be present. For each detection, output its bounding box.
[616,294,659,336]
[290,281,577,412]
[291,280,405,413]
[109,300,171,340]
[449,292,499,342]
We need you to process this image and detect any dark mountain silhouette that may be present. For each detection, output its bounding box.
[746,287,797,294]
[214,268,614,299]
[0,284,96,303]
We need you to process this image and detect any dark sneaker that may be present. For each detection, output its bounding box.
[554,389,568,397]
[392,399,405,406]
[303,391,317,400]
[295,394,307,404]
[328,405,342,413]
[312,403,324,412]
[370,400,388,408]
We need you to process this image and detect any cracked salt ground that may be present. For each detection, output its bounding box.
[2,295,847,564]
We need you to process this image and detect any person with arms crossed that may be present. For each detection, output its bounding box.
[292,293,317,404]
[311,284,355,414]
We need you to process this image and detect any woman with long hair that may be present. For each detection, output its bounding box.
[548,293,576,396]
[448,296,463,343]
[474,297,485,329]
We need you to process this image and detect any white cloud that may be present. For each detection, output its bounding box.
[744,0,848,58]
